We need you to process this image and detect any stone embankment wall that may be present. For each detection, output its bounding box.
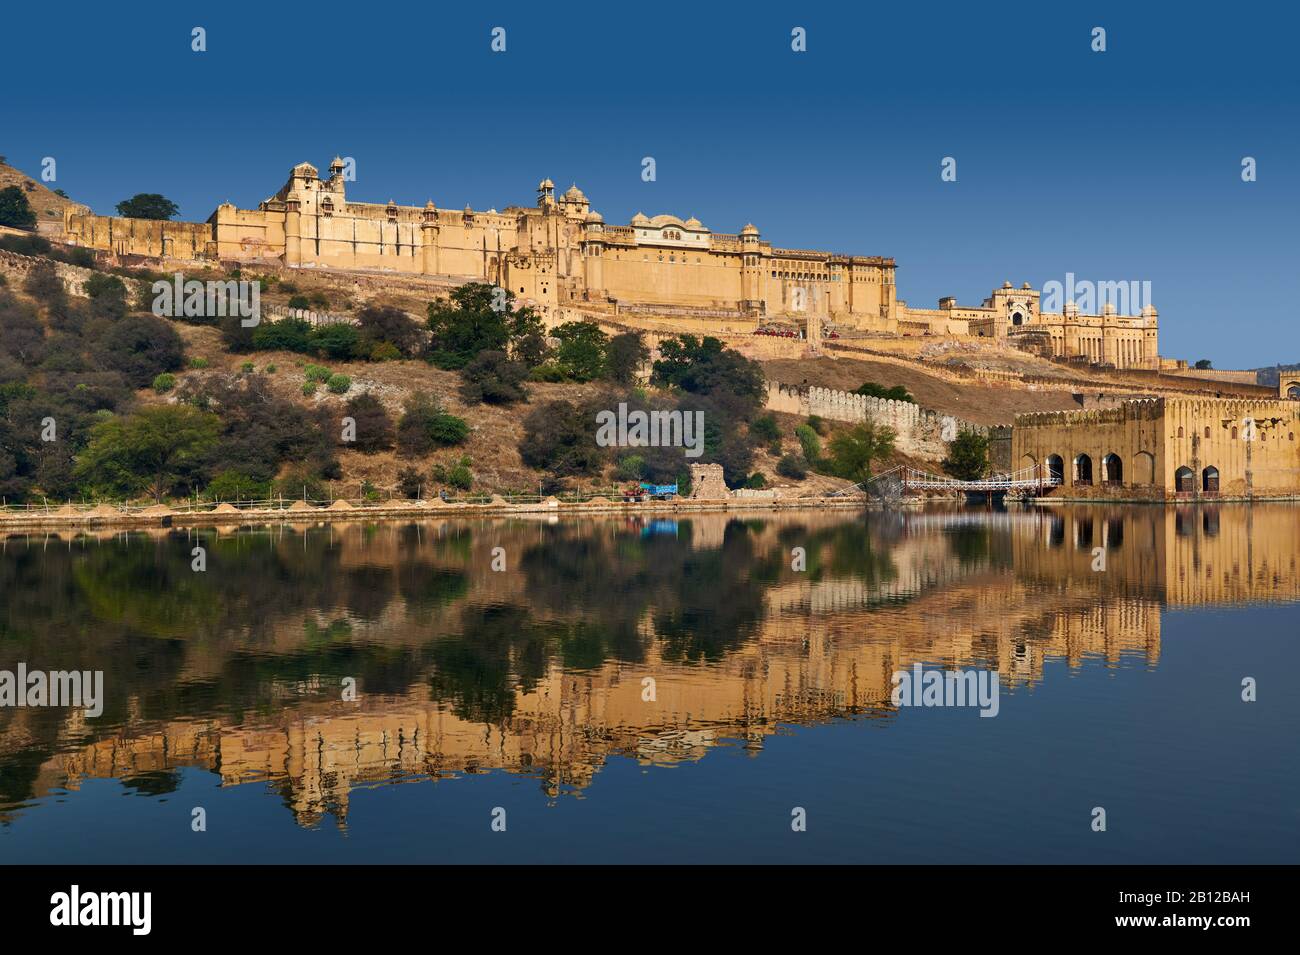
[765,382,988,460]
[261,303,354,326]
[0,249,97,296]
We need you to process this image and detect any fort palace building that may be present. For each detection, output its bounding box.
[1014,397,1300,499]
[62,158,1159,368]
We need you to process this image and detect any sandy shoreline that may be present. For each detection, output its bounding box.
[0,495,872,530]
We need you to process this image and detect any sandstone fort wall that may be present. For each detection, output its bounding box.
[764,382,987,459]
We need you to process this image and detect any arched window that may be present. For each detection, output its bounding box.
[1202,466,1220,494]
[1045,455,1064,484]
[1073,454,1093,486]
[1102,453,1123,485]
[1178,426,1184,438]
[1174,466,1195,494]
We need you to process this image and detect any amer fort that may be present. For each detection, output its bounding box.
[22,158,1300,501]
[62,157,1163,366]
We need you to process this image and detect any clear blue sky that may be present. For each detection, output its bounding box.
[4,0,1296,368]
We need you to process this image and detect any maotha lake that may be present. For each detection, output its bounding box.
[0,505,1297,864]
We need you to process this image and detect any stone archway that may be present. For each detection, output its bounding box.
[1073,453,1093,486]
[1102,453,1123,485]
[1046,454,1064,484]
[1174,465,1195,494]
[1202,465,1220,494]
[1133,451,1156,485]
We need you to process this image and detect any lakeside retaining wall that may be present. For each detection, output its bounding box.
[765,382,991,460]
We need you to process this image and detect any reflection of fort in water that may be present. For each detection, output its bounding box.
[7,505,1299,827]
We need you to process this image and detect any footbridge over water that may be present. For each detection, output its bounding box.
[838,465,1061,504]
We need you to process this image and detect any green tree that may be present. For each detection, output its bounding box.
[794,423,821,464]
[0,186,37,229]
[651,335,765,419]
[459,350,529,405]
[252,317,312,352]
[852,381,914,403]
[519,396,610,476]
[308,323,362,360]
[76,405,220,501]
[115,194,180,220]
[942,429,990,481]
[776,454,807,480]
[605,330,649,386]
[749,413,780,442]
[426,282,545,369]
[552,321,608,381]
[357,305,424,358]
[1194,359,1213,370]
[397,391,468,455]
[826,418,896,483]
[343,393,394,453]
[91,313,185,387]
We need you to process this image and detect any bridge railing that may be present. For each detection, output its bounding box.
[838,465,1062,496]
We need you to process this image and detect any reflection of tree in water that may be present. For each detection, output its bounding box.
[0,515,913,816]
[119,770,182,798]
[0,529,467,814]
[652,521,770,664]
[943,524,1014,570]
[516,524,683,666]
[775,519,899,588]
[426,603,553,725]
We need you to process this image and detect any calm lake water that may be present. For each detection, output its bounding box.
[1,504,1297,864]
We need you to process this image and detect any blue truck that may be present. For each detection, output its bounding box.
[622,482,679,502]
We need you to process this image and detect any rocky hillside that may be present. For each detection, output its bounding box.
[0,158,85,230]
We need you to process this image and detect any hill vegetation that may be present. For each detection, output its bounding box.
[0,241,870,503]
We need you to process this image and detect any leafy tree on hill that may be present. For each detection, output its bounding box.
[651,335,765,419]
[794,423,821,465]
[518,394,611,476]
[852,381,914,403]
[749,413,780,442]
[606,330,649,386]
[1194,359,1213,370]
[343,393,394,453]
[83,273,130,321]
[0,185,37,229]
[942,429,990,481]
[459,350,530,405]
[115,194,180,220]
[396,391,469,456]
[252,317,312,352]
[776,454,807,480]
[0,291,48,367]
[551,321,608,381]
[357,305,424,359]
[308,323,362,360]
[426,282,546,370]
[182,375,339,485]
[75,404,221,501]
[91,313,185,387]
[826,418,896,483]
